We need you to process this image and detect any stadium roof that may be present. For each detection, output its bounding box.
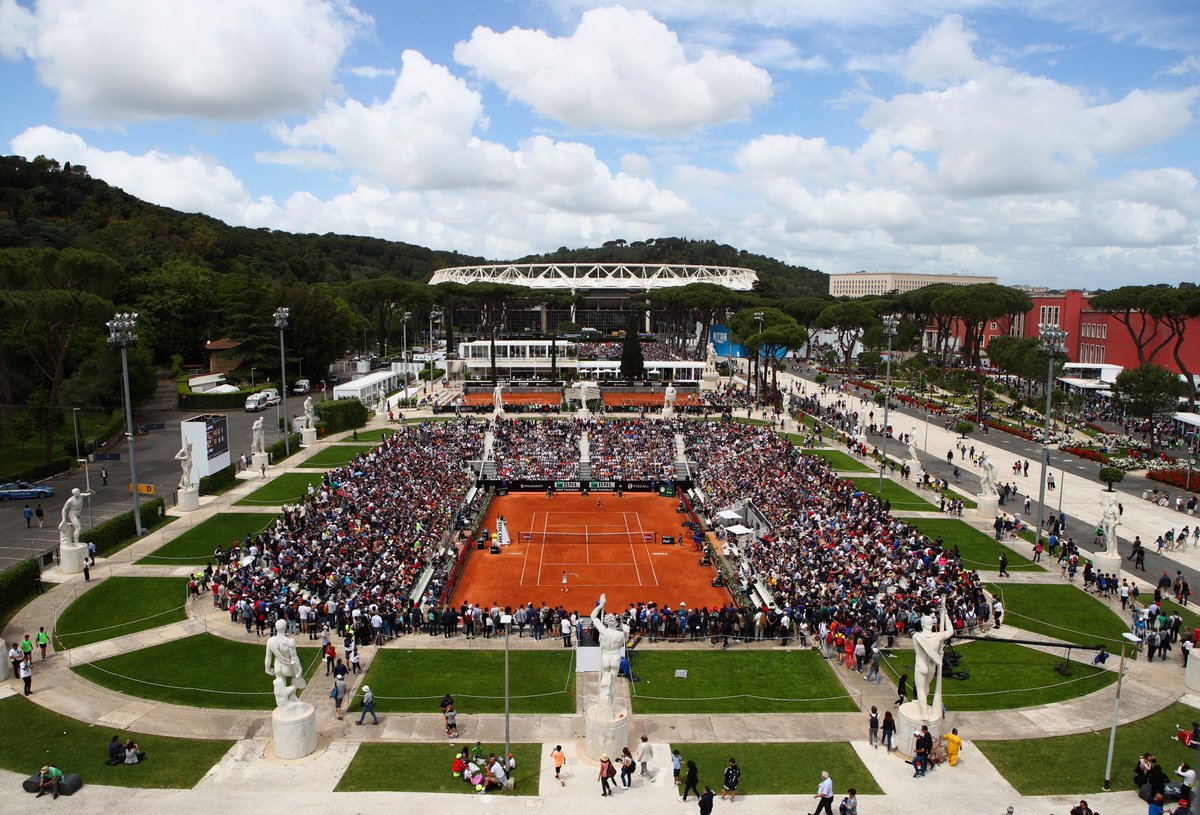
[429,263,758,291]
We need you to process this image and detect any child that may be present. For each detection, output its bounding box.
[671,749,682,787]
[551,745,566,786]
[445,705,458,738]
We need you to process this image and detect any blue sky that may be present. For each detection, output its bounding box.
[1,0,1197,288]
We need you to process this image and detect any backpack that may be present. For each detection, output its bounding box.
[839,798,850,815]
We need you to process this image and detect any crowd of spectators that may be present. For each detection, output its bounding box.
[588,418,678,480]
[491,418,581,480]
[577,341,692,361]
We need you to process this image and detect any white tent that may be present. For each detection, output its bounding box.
[726,524,754,536]
[717,509,742,520]
[1174,412,1200,429]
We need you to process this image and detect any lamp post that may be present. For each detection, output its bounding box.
[274,307,290,457]
[1036,323,1068,544]
[753,311,764,407]
[251,367,257,389]
[72,407,92,528]
[430,308,443,383]
[878,314,899,490]
[500,611,513,760]
[1103,632,1142,789]
[402,311,412,387]
[106,312,144,536]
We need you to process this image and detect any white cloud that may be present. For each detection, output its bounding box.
[453,6,772,135]
[345,65,396,80]
[1162,55,1200,77]
[0,0,36,60]
[3,0,369,122]
[904,15,987,85]
[620,152,653,177]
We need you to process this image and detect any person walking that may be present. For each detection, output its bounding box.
[943,727,963,766]
[22,504,32,528]
[20,656,33,695]
[894,673,909,707]
[355,684,378,725]
[672,748,682,787]
[865,646,881,684]
[619,747,635,789]
[598,753,617,797]
[868,706,880,749]
[698,785,715,815]
[551,745,566,786]
[636,735,654,780]
[809,770,834,815]
[721,757,741,802]
[331,674,347,720]
[882,710,896,753]
[998,552,1009,577]
[681,759,700,801]
[34,503,44,528]
[100,466,109,486]
[36,627,49,661]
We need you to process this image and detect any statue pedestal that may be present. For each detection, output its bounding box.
[661,407,675,419]
[895,700,943,759]
[177,487,200,512]
[1186,651,1200,693]
[701,372,719,392]
[974,495,999,519]
[60,543,86,575]
[1092,553,1122,578]
[584,703,629,761]
[300,427,317,447]
[251,452,270,471]
[576,407,591,420]
[272,703,318,759]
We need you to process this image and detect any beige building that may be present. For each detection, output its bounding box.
[829,271,997,298]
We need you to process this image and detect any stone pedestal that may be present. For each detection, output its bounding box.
[894,700,943,759]
[60,543,86,575]
[300,427,317,447]
[1092,553,1122,578]
[584,703,629,761]
[701,372,719,392]
[974,495,999,519]
[272,703,318,759]
[576,407,591,420]
[177,487,200,512]
[1186,652,1200,693]
[661,407,675,419]
[251,452,270,471]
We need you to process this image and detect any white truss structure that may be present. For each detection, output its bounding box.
[429,263,758,292]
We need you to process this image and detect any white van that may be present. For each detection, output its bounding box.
[293,379,311,395]
[244,388,281,412]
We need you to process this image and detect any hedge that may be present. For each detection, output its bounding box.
[80,497,166,556]
[198,465,237,496]
[419,367,446,381]
[315,400,368,434]
[0,558,40,624]
[0,456,73,485]
[60,410,125,458]
[266,434,302,465]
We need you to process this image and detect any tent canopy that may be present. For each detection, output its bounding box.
[717,509,742,519]
[726,524,754,535]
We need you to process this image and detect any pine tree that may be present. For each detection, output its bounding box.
[619,311,644,380]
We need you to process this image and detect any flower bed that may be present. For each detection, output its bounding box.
[985,418,1035,441]
[1062,446,1111,464]
[1147,469,1200,493]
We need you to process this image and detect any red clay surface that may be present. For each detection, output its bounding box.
[451,492,732,611]
[463,391,561,406]
[602,392,703,407]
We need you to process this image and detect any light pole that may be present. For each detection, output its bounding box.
[251,367,257,389]
[1035,323,1067,544]
[402,311,412,388]
[275,307,290,457]
[500,611,513,760]
[72,407,92,529]
[878,314,899,491]
[753,311,764,407]
[72,407,81,462]
[106,312,144,536]
[298,358,304,379]
[430,308,443,383]
[1103,632,1142,789]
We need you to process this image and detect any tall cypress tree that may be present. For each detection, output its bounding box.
[619,310,645,380]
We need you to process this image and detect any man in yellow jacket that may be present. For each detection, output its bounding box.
[942,728,963,766]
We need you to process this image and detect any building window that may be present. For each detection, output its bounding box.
[1101,324,1107,339]
[989,321,997,331]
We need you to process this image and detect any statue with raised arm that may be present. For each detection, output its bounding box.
[493,383,504,413]
[265,619,307,711]
[303,396,316,430]
[175,441,194,490]
[907,425,921,469]
[251,417,265,454]
[590,593,630,713]
[1101,495,1121,557]
[911,597,954,719]
[663,385,677,410]
[58,487,89,547]
[977,452,999,498]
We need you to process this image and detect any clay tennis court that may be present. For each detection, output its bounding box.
[451,492,732,610]
[462,391,561,406]
[602,392,704,408]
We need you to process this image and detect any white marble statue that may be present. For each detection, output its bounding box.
[303,396,316,430]
[1101,495,1121,557]
[663,385,677,410]
[977,452,999,498]
[590,593,630,713]
[58,487,89,547]
[493,383,504,413]
[251,417,265,454]
[911,597,955,719]
[704,343,718,373]
[264,618,308,711]
[175,441,194,490]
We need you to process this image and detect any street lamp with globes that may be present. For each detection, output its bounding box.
[275,307,290,457]
[106,312,144,536]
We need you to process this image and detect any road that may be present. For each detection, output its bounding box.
[0,370,322,574]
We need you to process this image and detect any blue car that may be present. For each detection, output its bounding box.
[0,481,56,500]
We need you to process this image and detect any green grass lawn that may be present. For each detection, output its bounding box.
[938,486,978,509]
[979,701,1200,795]
[55,576,187,649]
[672,743,881,796]
[358,649,575,714]
[234,472,326,506]
[296,444,377,469]
[337,742,541,794]
[803,448,871,472]
[880,640,1115,711]
[906,518,1042,572]
[985,583,1132,648]
[344,427,395,442]
[629,650,855,714]
[1161,599,1200,632]
[136,513,277,565]
[73,633,320,709]
[848,477,935,511]
[0,695,233,789]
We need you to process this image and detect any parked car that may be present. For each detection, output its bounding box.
[293,379,311,395]
[245,388,281,412]
[328,374,342,385]
[0,481,56,500]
